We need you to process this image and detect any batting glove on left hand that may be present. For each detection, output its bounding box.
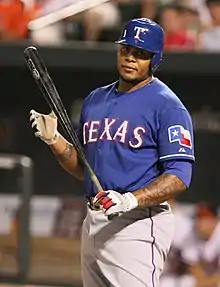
[29,109,59,145]
[93,190,138,218]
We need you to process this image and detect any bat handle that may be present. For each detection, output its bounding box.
[91,173,103,193]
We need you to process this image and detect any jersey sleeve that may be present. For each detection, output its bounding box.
[158,108,195,162]
[162,160,192,187]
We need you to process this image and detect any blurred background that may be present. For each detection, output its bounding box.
[0,0,220,287]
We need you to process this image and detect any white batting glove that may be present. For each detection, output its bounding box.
[93,190,138,218]
[29,109,59,145]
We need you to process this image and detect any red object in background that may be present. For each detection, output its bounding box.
[164,30,197,51]
[196,203,218,219]
[0,0,41,39]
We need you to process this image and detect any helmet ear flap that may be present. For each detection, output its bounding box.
[150,52,163,74]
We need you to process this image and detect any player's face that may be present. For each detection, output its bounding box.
[117,45,152,84]
[208,3,220,24]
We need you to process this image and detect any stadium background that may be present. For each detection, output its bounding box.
[0,0,220,286]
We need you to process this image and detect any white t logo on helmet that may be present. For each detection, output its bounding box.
[134,26,148,42]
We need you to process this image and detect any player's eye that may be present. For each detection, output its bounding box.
[135,50,152,60]
[121,46,130,54]
[137,50,144,56]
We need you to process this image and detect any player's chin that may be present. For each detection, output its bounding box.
[119,71,138,83]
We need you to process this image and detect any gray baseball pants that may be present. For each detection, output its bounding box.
[81,205,174,287]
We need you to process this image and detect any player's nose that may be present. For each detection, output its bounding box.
[125,54,136,62]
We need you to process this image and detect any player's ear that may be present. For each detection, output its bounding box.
[148,53,155,76]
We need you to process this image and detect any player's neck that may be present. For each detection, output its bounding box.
[118,76,154,93]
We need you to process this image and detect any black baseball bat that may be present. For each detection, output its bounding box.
[23,46,119,221]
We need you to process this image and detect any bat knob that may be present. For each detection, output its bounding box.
[24,46,37,52]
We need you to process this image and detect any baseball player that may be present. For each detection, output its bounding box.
[29,18,195,287]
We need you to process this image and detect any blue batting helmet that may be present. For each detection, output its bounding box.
[115,18,164,73]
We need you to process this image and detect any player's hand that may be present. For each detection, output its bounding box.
[93,190,138,218]
[29,109,59,145]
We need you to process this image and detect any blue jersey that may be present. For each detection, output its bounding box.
[78,78,195,197]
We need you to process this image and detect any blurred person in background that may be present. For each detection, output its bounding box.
[140,0,158,19]
[178,0,212,29]
[82,1,121,42]
[0,0,40,40]
[181,6,201,38]
[181,202,220,287]
[160,198,194,287]
[117,0,158,24]
[159,3,198,51]
[30,0,68,44]
[82,0,159,42]
[199,0,220,51]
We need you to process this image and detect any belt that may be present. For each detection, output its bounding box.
[86,196,170,214]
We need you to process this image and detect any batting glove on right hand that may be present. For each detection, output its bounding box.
[93,190,138,218]
[29,109,59,145]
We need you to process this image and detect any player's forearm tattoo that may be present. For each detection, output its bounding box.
[133,174,186,207]
[56,143,73,163]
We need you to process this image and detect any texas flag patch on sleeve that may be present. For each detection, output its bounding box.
[168,125,192,149]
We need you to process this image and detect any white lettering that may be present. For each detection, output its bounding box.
[134,26,148,42]
[129,127,146,148]
[99,118,116,140]
[123,29,127,38]
[88,121,100,143]
[113,121,128,143]
[83,122,89,144]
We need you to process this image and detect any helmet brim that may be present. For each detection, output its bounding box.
[115,38,157,54]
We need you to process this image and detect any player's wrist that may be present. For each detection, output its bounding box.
[124,192,138,210]
[44,130,60,145]
[132,189,150,207]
